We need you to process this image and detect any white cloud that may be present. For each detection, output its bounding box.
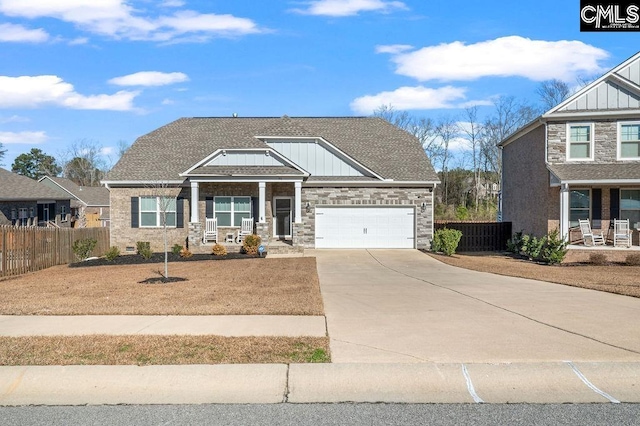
[292,0,407,16]
[0,0,262,42]
[0,130,48,144]
[100,146,114,156]
[160,0,185,7]
[161,98,174,105]
[350,85,468,114]
[0,75,139,111]
[0,114,29,123]
[109,71,189,87]
[375,44,412,54]
[0,22,49,42]
[382,36,609,82]
[68,37,89,45]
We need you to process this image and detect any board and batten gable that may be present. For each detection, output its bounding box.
[265,139,366,177]
[502,124,559,237]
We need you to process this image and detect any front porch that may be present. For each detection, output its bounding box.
[186,180,305,255]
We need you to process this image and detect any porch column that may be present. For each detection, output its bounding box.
[258,181,266,222]
[294,181,302,223]
[190,181,199,223]
[560,183,569,240]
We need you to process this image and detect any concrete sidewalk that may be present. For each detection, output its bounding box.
[0,315,327,337]
[1,362,639,405]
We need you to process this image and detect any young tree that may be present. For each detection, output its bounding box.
[11,148,62,179]
[147,182,180,281]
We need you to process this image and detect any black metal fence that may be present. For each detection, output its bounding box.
[434,221,512,252]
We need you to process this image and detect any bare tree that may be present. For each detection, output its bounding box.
[536,79,571,110]
[59,139,108,186]
[435,115,459,206]
[146,182,180,281]
[460,107,483,211]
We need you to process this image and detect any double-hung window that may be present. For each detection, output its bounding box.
[569,189,590,228]
[140,196,176,227]
[620,189,640,228]
[567,123,594,160]
[619,122,640,159]
[18,208,28,227]
[214,196,251,226]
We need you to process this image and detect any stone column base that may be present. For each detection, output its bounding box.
[188,222,202,249]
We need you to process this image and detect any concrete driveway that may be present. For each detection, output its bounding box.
[313,249,640,364]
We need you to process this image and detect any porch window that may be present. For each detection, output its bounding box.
[619,123,640,159]
[139,196,176,227]
[569,189,590,228]
[18,208,28,227]
[567,123,593,160]
[620,189,640,228]
[214,196,251,226]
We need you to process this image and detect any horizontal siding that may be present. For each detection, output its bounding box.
[207,152,282,166]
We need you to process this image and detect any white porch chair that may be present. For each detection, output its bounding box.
[203,217,218,244]
[578,219,605,246]
[614,219,632,248]
[235,217,254,244]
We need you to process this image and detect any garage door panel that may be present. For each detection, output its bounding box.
[315,207,414,249]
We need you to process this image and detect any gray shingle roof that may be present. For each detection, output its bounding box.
[0,168,70,201]
[547,163,640,182]
[43,176,110,206]
[106,117,438,182]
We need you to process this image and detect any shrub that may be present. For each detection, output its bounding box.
[136,241,150,254]
[212,243,227,256]
[538,229,568,265]
[431,228,463,256]
[72,238,97,261]
[171,244,183,255]
[625,253,640,266]
[589,253,607,265]
[179,247,193,258]
[104,246,120,261]
[506,231,524,254]
[243,234,261,255]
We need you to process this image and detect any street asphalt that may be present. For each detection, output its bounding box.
[1,249,639,405]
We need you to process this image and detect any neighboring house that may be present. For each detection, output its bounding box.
[0,168,72,227]
[500,52,640,242]
[103,116,439,253]
[38,176,110,228]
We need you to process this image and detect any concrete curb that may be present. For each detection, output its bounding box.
[1,362,638,406]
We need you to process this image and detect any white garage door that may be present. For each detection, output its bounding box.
[315,206,415,249]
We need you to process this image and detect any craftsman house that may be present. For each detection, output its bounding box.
[0,168,72,227]
[103,116,439,253]
[38,176,110,228]
[500,52,640,242]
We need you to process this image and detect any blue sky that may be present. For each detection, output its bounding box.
[0,0,638,169]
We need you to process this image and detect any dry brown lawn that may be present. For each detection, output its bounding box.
[0,335,330,365]
[428,252,640,298]
[0,257,323,315]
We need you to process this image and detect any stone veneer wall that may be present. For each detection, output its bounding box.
[300,186,434,249]
[547,119,640,164]
[109,186,189,253]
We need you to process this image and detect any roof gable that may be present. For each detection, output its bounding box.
[39,176,109,206]
[546,52,640,115]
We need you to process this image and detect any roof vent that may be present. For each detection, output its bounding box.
[232,112,238,118]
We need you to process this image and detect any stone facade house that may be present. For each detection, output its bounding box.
[38,176,110,228]
[103,116,439,253]
[0,168,72,227]
[500,52,640,242]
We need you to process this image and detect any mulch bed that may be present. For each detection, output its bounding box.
[70,252,266,268]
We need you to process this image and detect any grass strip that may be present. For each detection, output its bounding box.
[0,335,330,366]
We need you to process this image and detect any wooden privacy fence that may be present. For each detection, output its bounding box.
[434,221,512,252]
[0,226,109,278]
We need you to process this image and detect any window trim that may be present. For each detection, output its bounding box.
[566,122,595,161]
[139,196,177,228]
[213,196,251,227]
[569,188,591,228]
[617,121,640,161]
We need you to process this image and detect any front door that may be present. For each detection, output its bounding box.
[274,197,292,238]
